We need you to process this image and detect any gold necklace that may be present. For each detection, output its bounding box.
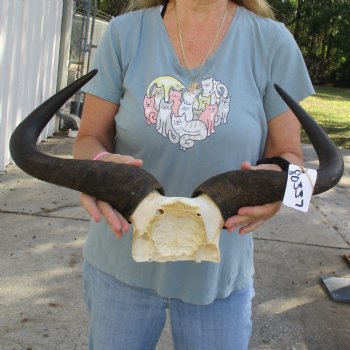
[175,2,228,92]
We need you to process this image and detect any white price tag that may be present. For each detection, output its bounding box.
[283,164,317,213]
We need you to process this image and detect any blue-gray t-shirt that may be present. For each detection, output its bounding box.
[82,6,314,305]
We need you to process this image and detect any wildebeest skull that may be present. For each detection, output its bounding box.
[9,70,344,262]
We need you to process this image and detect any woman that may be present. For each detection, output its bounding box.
[73,0,314,349]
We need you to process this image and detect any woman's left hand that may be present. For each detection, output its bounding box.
[224,161,282,234]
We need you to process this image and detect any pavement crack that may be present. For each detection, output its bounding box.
[255,236,350,250]
[0,207,89,222]
[33,203,81,214]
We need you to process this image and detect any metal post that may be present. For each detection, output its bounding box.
[57,0,74,91]
[86,0,97,71]
[75,0,92,116]
[56,0,74,129]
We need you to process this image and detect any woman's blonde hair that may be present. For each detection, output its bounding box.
[125,0,275,19]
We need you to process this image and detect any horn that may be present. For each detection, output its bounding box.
[9,70,164,220]
[274,84,344,194]
[192,85,344,220]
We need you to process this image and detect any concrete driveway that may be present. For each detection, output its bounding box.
[0,136,349,349]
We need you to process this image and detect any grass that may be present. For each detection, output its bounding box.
[301,86,350,149]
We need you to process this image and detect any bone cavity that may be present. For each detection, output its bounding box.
[131,191,224,263]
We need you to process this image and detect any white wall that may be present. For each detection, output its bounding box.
[0,0,63,171]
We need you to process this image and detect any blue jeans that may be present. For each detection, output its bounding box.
[83,260,254,350]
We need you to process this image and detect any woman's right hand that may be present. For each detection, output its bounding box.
[80,153,143,238]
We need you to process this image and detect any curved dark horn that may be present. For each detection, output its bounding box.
[274,84,344,194]
[193,85,344,220]
[9,70,164,220]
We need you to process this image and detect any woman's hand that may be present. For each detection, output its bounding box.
[224,161,282,234]
[80,154,143,238]
[225,108,304,234]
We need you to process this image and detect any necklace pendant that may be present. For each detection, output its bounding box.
[175,3,229,96]
[189,81,199,93]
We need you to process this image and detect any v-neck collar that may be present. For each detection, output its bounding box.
[154,5,242,80]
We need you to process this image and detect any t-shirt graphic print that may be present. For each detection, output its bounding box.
[143,75,231,151]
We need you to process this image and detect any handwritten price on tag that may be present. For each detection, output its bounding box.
[289,169,304,208]
[283,165,317,213]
